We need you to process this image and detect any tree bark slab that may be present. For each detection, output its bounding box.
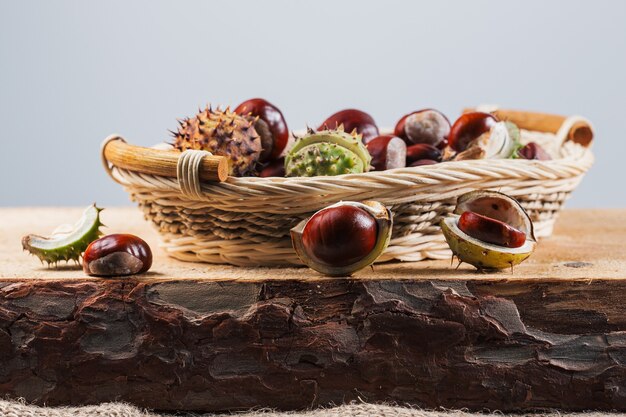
[1,208,626,412]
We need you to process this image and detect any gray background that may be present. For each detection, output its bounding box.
[1,1,624,207]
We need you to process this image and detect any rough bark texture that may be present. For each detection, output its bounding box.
[1,278,626,412]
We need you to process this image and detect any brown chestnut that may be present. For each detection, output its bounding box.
[259,157,286,177]
[317,109,379,142]
[234,98,289,161]
[406,143,442,165]
[83,234,152,277]
[448,112,498,152]
[394,109,450,146]
[458,211,526,248]
[409,159,438,167]
[517,142,551,160]
[366,135,407,171]
[290,201,392,276]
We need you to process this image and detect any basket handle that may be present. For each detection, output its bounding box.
[463,107,594,147]
[101,136,229,183]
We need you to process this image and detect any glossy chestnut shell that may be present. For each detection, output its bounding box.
[394,109,450,146]
[302,205,377,267]
[458,211,526,248]
[291,201,392,276]
[366,135,407,171]
[234,98,289,161]
[318,109,379,142]
[406,143,442,165]
[517,142,551,160]
[83,234,152,277]
[448,112,497,152]
[409,159,438,167]
[259,157,286,177]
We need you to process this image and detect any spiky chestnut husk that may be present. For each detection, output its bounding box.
[285,127,372,177]
[173,106,262,177]
[440,191,536,271]
[22,204,104,266]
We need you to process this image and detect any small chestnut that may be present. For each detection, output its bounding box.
[366,135,407,171]
[259,157,286,177]
[318,109,379,143]
[458,211,526,248]
[290,201,392,276]
[406,143,442,165]
[394,109,450,147]
[448,112,498,152]
[517,142,551,160]
[83,234,152,277]
[409,159,438,167]
[234,98,289,161]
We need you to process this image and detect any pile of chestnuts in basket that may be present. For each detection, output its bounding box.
[170,98,552,179]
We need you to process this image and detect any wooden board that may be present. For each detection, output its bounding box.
[1,207,626,412]
[2,207,625,280]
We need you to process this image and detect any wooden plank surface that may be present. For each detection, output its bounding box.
[2,207,626,412]
[2,207,625,280]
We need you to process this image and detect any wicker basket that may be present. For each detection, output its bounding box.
[101,108,594,267]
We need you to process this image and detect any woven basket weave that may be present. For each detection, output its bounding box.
[101,110,594,267]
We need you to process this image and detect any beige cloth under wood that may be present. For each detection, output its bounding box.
[0,400,622,417]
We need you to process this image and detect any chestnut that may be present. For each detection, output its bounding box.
[234,98,289,161]
[458,211,526,248]
[448,112,498,152]
[366,135,407,171]
[259,157,286,177]
[409,159,438,167]
[394,109,450,147]
[406,143,442,165]
[290,201,392,276]
[83,234,152,277]
[517,142,551,160]
[317,109,379,143]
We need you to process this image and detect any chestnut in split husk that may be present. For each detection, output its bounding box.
[448,112,497,152]
[318,109,379,143]
[290,201,392,276]
[394,109,450,147]
[366,135,407,171]
[440,191,536,271]
[83,234,152,277]
[234,98,289,161]
[449,113,521,160]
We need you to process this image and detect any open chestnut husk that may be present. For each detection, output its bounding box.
[318,109,379,143]
[366,135,407,171]
[440,191,536,271]
[234,98,289,161]
[290,201,392,276]
[449,112,521,160]
[83,234,152,277]
[394,109,450,147]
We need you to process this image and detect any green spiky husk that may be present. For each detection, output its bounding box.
[173,106,262,177]
[22,205,104,265]
[286,143,364,176]
[285,128,371,177]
